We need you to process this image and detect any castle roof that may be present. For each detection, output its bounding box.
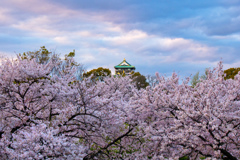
[114,58,135,69]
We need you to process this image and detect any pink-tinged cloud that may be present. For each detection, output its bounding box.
[0,0,240,77]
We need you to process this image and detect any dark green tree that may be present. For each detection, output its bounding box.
[131,72,149,90]
[83,67,111,81]
[224,67,240,80]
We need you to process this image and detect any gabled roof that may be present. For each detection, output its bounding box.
[114,58,135,69]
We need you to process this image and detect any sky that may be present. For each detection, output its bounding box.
[0,0,240,78]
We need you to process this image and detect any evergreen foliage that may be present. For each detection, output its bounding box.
[131,72,149,90]
[83,67,111,81]
[224,67,240,80]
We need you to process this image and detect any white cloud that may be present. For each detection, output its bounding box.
[0,8,14,25]
[100,29,217,64]
[1,0,239,77]
[12,16,58,36]
[103,30,148,44]
[78,53,96,63]
[53,36,73,45]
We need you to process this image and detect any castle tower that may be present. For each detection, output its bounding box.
[114,58,135,75]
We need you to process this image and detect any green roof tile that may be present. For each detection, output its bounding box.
[114,58,135,69]
[114,66,135,69]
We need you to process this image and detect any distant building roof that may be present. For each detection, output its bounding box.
[114,58,135,69]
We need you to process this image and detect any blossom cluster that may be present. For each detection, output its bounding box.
[0,58,239,160]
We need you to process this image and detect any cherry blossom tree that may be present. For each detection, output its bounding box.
[0,57,140,159]
[129,62,240,159]
[0,56,239,160]
[0,57,86,159]
[61,76,142,159]
[1,124,86,159]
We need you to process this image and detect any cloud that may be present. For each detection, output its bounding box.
[0,0,240,78]
[103,30,148,45]
[101,29,218,64]
[0,8,14,25]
